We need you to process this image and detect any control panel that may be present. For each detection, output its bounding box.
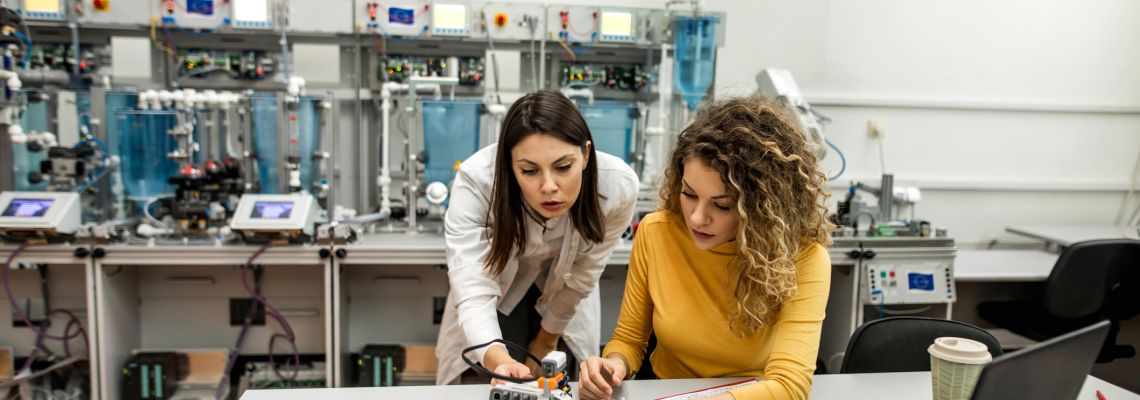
[20,0,67,21]
[176,49,277,81]
[476,2,543,41]
[360,1,430,37]
[229,193,321,243]
[561,63,647,91]
[379,55,484,86]
[862,261,955,305]
[0,191,81,240]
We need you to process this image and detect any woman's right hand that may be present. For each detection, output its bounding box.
[578,355,628,400]
[490,360,533,385]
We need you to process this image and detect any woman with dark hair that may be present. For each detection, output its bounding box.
[435,90,639,385]
[578,96,834,400]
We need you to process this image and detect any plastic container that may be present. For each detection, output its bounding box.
[13,89,51,191]
[578,100,636,162]
[116,110,178,200]
[673,16,719,110]
[251,94,324,193]
[421,99,481,188]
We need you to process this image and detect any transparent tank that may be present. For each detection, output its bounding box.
[116,110,177,201]
[295,96,323,193]
[250,94,323,194]
[421,100,481,188]
[578,100,636,162]
[13,89,50,191]
[674,16,719,110]
[250,94,279,193]
[103,90,139,157]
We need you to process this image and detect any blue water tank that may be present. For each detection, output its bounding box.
[578,100,636,162]
[116,110,178,200]
[674,16,719,110]
[421,100,482,188]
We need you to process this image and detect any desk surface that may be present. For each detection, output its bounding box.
[240,371,1139,400]
[1006,225,1140,247]
[953,249,1058,282]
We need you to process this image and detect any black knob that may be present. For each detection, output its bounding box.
[73,247,90,258]
[27,172,44,184]
[862,250,877,260]
[318,248,331,259]
[92,248,106,258]
[847,250,862,260]
[335,248,348,259]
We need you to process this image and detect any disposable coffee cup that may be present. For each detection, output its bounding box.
[928,337,992,400]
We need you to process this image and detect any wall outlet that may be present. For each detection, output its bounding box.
[868,120,885,138]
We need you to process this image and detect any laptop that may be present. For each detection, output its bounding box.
[970,320,1110,400]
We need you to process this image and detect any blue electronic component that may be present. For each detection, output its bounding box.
[908,272,935,292]
[388,7,414,25]
[578,100,636,163]
[673,16,719,110]
[421,100,480,191]
[186,0,215,16]
[116,110,178,200]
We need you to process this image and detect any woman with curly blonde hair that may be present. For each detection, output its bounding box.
[579,96,834,400]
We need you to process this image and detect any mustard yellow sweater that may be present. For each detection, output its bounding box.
[602,212,831,400]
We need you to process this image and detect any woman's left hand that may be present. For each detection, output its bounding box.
[526,328,560,374]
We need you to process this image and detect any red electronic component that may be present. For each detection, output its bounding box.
[559,10,568,29]
[166,0,174,13]
[367,2,377,21]
[93,0,110,11]
[494,13,507,27]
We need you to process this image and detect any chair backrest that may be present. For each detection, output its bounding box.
[1045,239,1140,320]
[840,317,1003,374]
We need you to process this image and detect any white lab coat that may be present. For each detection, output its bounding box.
[435,144,639,385]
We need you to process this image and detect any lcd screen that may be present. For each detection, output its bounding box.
[600,11,633,37]
[23,0,61,13]
[251,201,294,219]
[233,0,270,23]
[2,199,54,218]
[433,4,466,30]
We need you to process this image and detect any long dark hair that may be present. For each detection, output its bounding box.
[485,90,604,276]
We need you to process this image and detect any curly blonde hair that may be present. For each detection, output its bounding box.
[660,96,834,334]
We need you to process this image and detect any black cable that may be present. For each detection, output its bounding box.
[461,339,543,384]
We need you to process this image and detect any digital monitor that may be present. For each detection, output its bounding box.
[388,7,414,25]
[433,4,467,30]
[600,11,634,37]
[233,0,270,23]
[2,199,54,218]
[23,0,61,13]
[250,201,294,219]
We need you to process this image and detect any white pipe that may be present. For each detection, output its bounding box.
[378,82,404,215]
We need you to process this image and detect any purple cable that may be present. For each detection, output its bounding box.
[240,253,301,382]
[215,243,301,399]
[3,243,90,372]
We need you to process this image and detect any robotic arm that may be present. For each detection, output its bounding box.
[755,68,827,160]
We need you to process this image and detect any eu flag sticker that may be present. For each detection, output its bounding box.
[908,272,935,291]
[389,7,415,25]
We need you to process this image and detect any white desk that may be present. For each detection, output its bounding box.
[240,371,1139,399]
[1006,225,1139,247]
[953,249,1058,282]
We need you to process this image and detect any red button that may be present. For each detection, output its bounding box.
[889,271,896,278]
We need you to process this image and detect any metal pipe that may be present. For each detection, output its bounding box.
[878,174,894,222]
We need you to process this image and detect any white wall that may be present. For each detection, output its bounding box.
[450,0,1140,245]
[688,0,1140,245]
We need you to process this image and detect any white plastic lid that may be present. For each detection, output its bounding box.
[927,337,993,365]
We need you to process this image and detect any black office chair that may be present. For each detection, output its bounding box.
[977,239,1140,363]
[840,317,1003,373]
